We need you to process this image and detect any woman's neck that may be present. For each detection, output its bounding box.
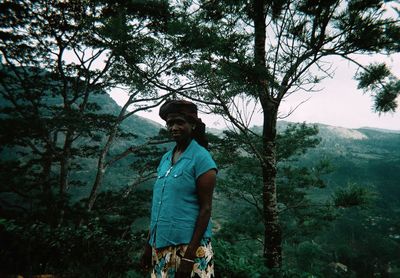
[175,138,192,152]
[172,138,192,164]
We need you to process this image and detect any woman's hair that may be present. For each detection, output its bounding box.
[186,116,208,149]
[159,100,208,148]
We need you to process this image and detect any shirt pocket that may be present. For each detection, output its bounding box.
[157,160,171,179]
[170,168,197,194]
[173,159,195,179]
[170,168,183,179]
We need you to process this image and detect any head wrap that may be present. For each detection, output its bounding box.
[159,99,208,148]
[159,100,199,122]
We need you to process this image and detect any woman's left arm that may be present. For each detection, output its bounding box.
[176,169,217,276]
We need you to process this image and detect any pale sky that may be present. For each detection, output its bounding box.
[277,54,400,131]
[110,53,400,131]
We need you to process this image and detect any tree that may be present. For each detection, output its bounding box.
[0,0,177,275]
[213,124,332,276]
[0,0,178,217]
[166,0,400,268]
[0,0,120,227]
[212,123,382,277]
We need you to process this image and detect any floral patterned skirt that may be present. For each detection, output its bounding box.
[151,238,214,278]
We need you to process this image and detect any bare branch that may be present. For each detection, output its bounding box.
[123,171,157,198]
[106,139,172,167]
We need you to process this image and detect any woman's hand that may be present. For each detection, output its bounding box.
[176,259,194,278]
[176,246,196,278]
[140,243,152,272]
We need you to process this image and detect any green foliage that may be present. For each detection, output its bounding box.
[213,238,268,278]
[212,122,400,276]
[276,123,321,161]
[214,123,338,275]
[0,1,170,276]
[356,63,391,89]
[173,4,399,269]
[355,63,400,112]
[333,183,377,208]
[321,207,400,277]
[0,188,151,277]
[374,80,400,112]
[294,241,326,273]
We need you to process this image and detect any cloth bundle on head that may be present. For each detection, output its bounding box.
[159,100,199,122]
[159,99,208,148]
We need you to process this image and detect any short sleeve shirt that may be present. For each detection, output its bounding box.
[149,139,217,248]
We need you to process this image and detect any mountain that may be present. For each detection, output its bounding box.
[220,121,400,206]
[113,114,400,204]
[93,93,162,139]
[287,122,400,206]
[2,85,399,203]
[0,90,165,199]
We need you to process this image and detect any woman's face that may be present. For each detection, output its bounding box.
[166,114,194,142]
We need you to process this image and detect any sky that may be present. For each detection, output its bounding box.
[276,54,400,131]
[110,53,400,131]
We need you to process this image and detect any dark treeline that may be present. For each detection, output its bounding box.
[1,1,399,277]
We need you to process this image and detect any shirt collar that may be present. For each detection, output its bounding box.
[166,139,197,162]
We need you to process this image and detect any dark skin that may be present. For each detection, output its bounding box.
[141,114,216,278]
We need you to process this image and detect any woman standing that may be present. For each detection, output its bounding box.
[141,100,217,278]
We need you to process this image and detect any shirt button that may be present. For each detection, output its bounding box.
[158,201,161,204]
[174,174,177,177]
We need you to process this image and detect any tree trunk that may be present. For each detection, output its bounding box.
[86,96,132,213]
[60,131,73,194]
[40,144,56,225]
[261,103,282,268]
[253,0,282,268]
[86,127,116,212]
[58,130,73,226]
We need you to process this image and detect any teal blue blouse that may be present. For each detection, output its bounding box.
[149,139,217,249]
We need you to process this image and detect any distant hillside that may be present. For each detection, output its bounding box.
[73,93,165,193]
[289,122,400,205]
[0,91,165,197]
[94,93,162,139]
[2,86,399,204]
[358,126,400,134]
[221,121,400,205]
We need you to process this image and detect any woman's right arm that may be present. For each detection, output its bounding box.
[140,231,152,271]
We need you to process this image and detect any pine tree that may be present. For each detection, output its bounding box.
[165,0,400,268]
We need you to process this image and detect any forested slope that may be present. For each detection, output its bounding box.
[1,90,399,277]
